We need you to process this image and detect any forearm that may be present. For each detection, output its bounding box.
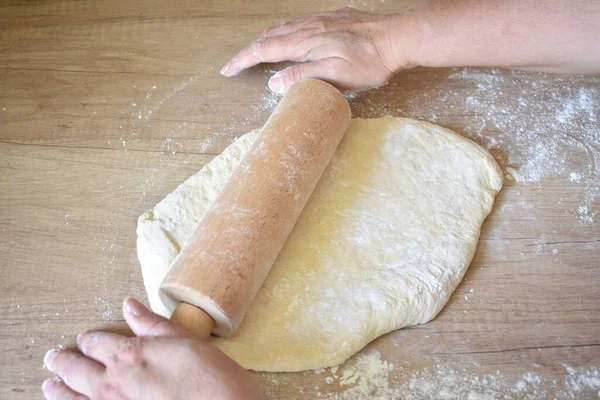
[391,0,600,74]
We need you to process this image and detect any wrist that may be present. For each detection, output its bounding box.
[374,11,422,73]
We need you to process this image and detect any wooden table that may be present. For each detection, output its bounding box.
[1,1,598,398]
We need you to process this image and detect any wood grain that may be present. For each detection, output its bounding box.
[1,0,598,399]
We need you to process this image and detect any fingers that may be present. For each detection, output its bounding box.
[258,21,303,39]
[221,32,318,77]
[42,377,89,400]
[123,297,185,337]
[44,349,103,398]
[268,58,340,94]
[258,7,358,40]
[258,6,360,39]
[221,6,372,78]
[77,330,126,366]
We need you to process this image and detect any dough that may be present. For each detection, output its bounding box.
[137,117,502,372]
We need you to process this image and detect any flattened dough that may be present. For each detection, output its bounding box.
[137,117,502,372]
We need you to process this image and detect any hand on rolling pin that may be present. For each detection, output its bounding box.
[221,1,600,94]
[42,298,262,400]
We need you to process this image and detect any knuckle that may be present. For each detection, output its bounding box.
[98,381,120,400]
[288,66,303,82]
[337,6,356,14]
[250,37,267,58]
[259,26,276,38]
[323,58,345,77]
[147,316,176,335]
[330,33,359,58]
[310,18,329,32]
[79,331,100,354]
[297,36,318,61]
[229,54,246,69]
[118,337,144,364]
[55,351,76,377]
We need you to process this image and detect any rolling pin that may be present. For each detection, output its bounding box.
[159,79,351,338]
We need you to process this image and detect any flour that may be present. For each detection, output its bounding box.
[449,70,599,226]
[128,70,598,393]
[138,117,502,371]
[194,90,282,154]
[253,88,282,114]
[95,212,120,321]
[577,204,596,225]
[346,0,392,12]
[449,70,597,185]
[345,91,359,101]
[569,172,582,183]
[562,363,600,394]
[349,68,600,225]
[313,351,600,399]
[315,351,394,399]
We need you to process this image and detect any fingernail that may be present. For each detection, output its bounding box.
[226,62,243,77]
[42,377,62,398]
[43,349,59,371]
[220,62,230,76]
[76,330,91,345]
[124,297,142,317]
[77,331,88,353]
[268,73,285,94]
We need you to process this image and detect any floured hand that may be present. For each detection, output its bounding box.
[42,298,262,400]
[220,1,600,94]
[220,7,407,93]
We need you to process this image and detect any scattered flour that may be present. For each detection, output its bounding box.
[449,70,599,225]
[315,351,395,399]
[95,210,121,321]
[310,351,600,399]
[449,71,597,184]
[569,172,582,183]
[126,69,598,397]
[349,68,600,225]
[253,87,282,114]
[345,91,359,101]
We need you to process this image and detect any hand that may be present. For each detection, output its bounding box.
[42,298,262,400]
[220,7,409,93]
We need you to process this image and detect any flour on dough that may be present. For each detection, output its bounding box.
[137,117,503,372]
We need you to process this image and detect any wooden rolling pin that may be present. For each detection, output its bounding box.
[160,79,351,338]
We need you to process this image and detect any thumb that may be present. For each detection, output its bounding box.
[268,59,339,94]
[122,297,185,337]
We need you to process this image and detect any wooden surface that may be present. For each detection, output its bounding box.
[1,1,598,399]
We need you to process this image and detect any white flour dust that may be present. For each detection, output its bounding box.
[350,68,600,225]
[196,88,282,154]
[447,70,598,184]
[308,350,600,399]
[449,70,599,225]
[121,70,598,397]
[93,77,206,320]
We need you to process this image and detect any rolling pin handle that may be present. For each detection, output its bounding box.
[171,302,215,338]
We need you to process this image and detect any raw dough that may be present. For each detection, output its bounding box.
[137,117,502,372]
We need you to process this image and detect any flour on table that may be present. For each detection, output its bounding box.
[312,350,600,399]
[350,68,599,225]
[136,117,502,372]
